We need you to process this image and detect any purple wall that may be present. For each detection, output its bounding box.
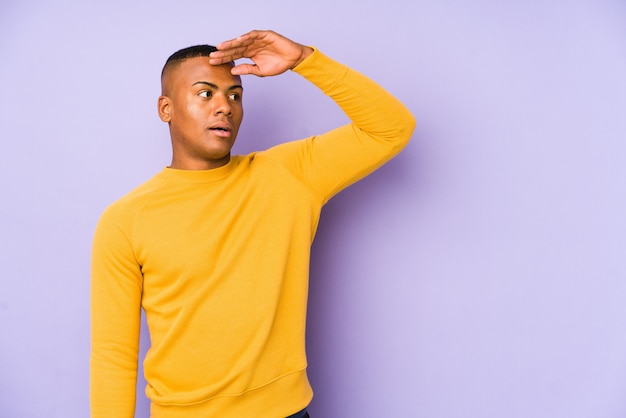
[1,1,625,417]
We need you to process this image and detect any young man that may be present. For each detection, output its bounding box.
[90,30,415,417]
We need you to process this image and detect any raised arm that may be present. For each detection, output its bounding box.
[212,30,416,201]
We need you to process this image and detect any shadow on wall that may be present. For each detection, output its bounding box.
[305,134,425,415]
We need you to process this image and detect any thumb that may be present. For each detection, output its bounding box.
[231,63,264,77]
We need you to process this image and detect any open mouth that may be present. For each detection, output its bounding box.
[208,125,233,138]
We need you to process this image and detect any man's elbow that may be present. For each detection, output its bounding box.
[390,111,417,152]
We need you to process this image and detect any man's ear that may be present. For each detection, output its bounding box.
[158,96,171,122]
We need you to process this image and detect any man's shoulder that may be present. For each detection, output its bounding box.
[100,172,165,221]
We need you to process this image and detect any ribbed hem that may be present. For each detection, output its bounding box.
[149,370,313,418]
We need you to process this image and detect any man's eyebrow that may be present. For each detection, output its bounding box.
[192,81,243,90]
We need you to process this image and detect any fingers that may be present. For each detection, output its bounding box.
[230,63,262,77]
[216,30,260,51]
[207,30,302,77]
[209,30,268,63]
[208,47,245,65]
[209,31,266,74]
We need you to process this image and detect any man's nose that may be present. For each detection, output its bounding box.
[214,93,232,116]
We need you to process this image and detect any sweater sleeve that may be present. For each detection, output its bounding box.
[90,207,143,418]
[261,48,416,202]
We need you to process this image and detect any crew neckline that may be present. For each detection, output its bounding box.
[157,157,238,183]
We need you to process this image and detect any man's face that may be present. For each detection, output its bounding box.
[159,57,243,170]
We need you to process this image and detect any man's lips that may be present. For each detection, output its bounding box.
[208,123,232,137]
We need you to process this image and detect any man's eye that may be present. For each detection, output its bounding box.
[228,93,240,101]
[199,91,212,98]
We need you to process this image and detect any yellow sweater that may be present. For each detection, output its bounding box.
[90,49,415,417]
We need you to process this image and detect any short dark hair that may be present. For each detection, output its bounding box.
[161,45,227,79]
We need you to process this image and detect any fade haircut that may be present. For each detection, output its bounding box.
[161,44,232,79]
